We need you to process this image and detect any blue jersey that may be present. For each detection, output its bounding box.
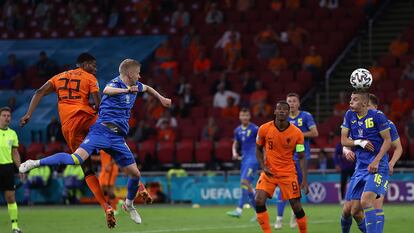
[341,109,390,172]
[234,123,259,165]
[389,120,399,142]
[289,111,316,160]
[96,76,144,136]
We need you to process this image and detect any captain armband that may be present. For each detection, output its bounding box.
[296,144,305,153]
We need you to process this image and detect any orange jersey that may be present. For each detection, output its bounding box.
[256,121,304,175]
[48,68,99,126]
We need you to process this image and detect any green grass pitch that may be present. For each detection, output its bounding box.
[0,204,412,233]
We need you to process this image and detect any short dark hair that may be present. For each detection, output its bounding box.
[368,93,379,106]
[77,53,96,64]
[240,108,250,113]
[0,106,12,114]
[276,100,290,108]
[286,92,300,101]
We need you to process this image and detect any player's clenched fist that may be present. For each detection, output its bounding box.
[128,85,139,93]
[19,114,31,127]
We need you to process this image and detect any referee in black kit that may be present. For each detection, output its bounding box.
[0,107,24,233]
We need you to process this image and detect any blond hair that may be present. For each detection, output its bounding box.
[119,59,141,75]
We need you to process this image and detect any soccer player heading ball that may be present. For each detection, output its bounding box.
[20,59,171,227]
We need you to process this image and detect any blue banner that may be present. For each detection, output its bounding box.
[2,172,414,205]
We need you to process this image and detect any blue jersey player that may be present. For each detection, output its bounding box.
[275,93,318,230]
[226,108,259,219]
[340,90,391,233]
[19,59,171,227]
[341,93,403,233]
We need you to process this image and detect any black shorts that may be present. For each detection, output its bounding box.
[0,163,16,191]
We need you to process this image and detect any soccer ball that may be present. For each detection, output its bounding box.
[350,68,373,89]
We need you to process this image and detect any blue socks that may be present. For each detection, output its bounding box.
[364,207,377,233]
[341,215,352,233]
[127,177,140,201]
[248,190,256,210]
[358,219,367,233]
[376,209,384,233]
[40,153,83,166]
[238,187,249,209]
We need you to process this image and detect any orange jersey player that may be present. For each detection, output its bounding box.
[19,53,116,228]
[255,101,309,233]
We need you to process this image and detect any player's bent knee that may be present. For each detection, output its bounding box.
[256,205,267,213]
[255,197,265,206]
[342,205,352,217]
[373,196,384,209]
[294,208,306,219]
[240,179,252,190]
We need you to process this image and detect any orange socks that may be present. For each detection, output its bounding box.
[85,175,109,210]
[257,211,271,233]
[296,215,308,233]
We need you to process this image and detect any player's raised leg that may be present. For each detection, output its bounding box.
[20,147,89,173]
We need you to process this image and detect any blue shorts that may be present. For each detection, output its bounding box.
[79,123,135,168]
[240,163,259,183]
[345,170,389,201]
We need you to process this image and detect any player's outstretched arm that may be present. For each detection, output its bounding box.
[142,84,172,107]
[20,81,54,127]
[103,86,131,95]
[389,138,403,175]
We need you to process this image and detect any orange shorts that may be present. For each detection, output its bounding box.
[99,151,119,186]
[256,172,301,200]
[61,113,97,153]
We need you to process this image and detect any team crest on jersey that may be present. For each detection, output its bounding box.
[8,140,13,146]
[358,121,363,126]
[286,138,291,144]
[83,138,90,144]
